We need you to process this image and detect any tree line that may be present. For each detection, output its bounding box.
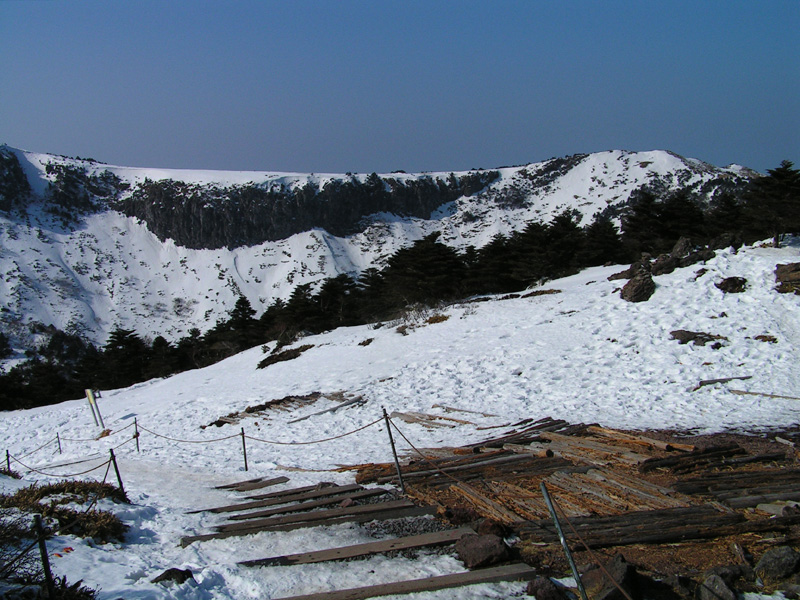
[0,160,797,410]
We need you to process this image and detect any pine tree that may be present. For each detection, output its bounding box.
[744,160,800,246]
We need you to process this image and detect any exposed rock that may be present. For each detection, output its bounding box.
[475,518,509,538]
[709,232,744,251]
[608,258,651,282]
[698,574,737,600]
[151,568,195,585]
[671,236,694,258]
[580,554,639,600]
[659,574,697,598]
[454,533,509,569]
[776,263,800,294]
[670,330,728,347]
[679,248,716,267]
[651,254,681,276]
[715,277,747,293]
[755,546,800,584]
[115,171,500,249]
[526,576,568,599]
[621,272,656,302]
[703,564,755,586]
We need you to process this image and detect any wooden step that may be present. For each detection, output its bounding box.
[188,484,363,514]
[274,563,536,600]
[215,500,417,533]
[180,504,437,546]
[228,488,390,521]
[239,527,475,567]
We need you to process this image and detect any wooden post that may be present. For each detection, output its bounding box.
[134,418,140,453]
[241,427,248,471]
[89,389,106,429]
[85,388,99,426]
[33,514,56,599]
[540,482,588,600]
[383,408,405,494]
[5,449,10,472]
[56,433,62,454]
[109,449,125,496]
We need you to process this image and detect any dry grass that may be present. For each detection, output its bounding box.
[0,481,128,542]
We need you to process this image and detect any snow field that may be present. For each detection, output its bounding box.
[0,240,798,598]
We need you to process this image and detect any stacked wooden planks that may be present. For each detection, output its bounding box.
[517,504,800,549]
[182,483,435,546]
[674,467,800,508]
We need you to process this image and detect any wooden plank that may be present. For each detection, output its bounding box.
[247,483,357,500]
[431,403,498,418]
[273,563,536,600]
[450,483,524,525]
[239,526,475,567]
[233,476,292,492]
[586,426,695,452]
[228,488,389,521]
[539,431,651,464]
[215,476,272,490]
[180,505,437,546]
[216,500,417,533]
[189,484,363,514]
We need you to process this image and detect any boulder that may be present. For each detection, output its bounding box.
[671,236,694,258]
[151,568,195,585]
[755,546,800,584]
[715,277,747,293]
[709,233,744,251]
[651,254,681,276]
[580,554,639,600]
[454,533,509,569]
[679,248,716,267]
[776,263,800,294]
[526,576,568,599]
[621,272,656,302]
[698,574,737,600]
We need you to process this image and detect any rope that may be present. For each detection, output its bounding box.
[35,455,105,470]
[61,422,135,443]
[111,434,137,451]
[137,424,240,444]
[244,416,383,445]
[17,436,59,459]
[8,454,112,478]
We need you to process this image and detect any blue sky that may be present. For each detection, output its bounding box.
[1,0,797,174]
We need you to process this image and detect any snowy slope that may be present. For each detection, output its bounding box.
[0,146,752,352]
[0,239,798,598]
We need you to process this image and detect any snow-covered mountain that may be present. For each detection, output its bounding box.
[0,145,754,351]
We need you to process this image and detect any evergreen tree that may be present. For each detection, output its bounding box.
[657,190,706,246]
[621,190,662,257]
[0,332,11,360]
[705,191,744,238]
[99,328,150,389]
[382,233,466,306]
[744,160,800,246]
[580,214,626,266]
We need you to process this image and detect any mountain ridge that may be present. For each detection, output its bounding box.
[0,145,755,353]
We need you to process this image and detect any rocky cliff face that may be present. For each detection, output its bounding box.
[114,170,500,249]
